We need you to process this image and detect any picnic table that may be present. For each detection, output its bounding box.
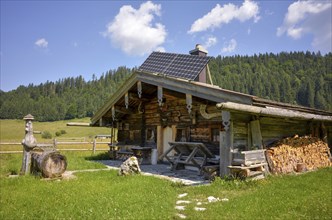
[159,142,218,173]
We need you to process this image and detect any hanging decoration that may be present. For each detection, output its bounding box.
[186,93,192,115]
[222,111,231,131]
[137,81,142,98]
[111,106,115,121]
[125,92,129,109]
[158,86,163,107]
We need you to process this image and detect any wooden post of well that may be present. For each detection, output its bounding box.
[93,138,96,154]
[21,114,37,175]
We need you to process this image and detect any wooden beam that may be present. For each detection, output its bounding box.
[216,102,332,122]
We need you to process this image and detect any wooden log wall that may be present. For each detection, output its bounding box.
[259,117,308,147]
[117,92,223,153]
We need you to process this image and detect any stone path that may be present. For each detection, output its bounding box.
[174,193,229,219]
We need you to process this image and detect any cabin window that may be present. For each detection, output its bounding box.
[211,128,220,142]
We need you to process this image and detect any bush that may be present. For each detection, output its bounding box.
[41,131,52,139]
[60,130,67,134]
[55,131,61,137]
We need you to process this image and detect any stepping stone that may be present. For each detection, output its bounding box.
[178,193,188,198]
[176,200,191,205]
[175,206,185,211]
[207,196,220,203]
[196,202,202,205]
[194,207,206,211]
[222,198,229,202]
[176,213,187,219]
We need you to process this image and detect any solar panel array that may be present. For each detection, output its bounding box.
[139,52,211,81]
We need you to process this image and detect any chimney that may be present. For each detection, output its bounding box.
[189,44,209,84]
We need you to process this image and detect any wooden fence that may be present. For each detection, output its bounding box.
[0,137,111,154]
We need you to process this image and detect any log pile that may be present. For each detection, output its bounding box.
[266,135,331,174]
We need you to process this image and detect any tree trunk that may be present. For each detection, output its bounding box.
[31,150,67,178]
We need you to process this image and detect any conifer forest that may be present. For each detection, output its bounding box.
[1,52,331,121]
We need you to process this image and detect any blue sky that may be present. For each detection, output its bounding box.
[1,0,331,92]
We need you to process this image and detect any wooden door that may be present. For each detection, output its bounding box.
[157,125,176,159]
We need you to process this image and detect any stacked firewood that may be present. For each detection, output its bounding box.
[266,135,331,174]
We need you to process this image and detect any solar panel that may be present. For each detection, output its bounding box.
[139,52,211,81]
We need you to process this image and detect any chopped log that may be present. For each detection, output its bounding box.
[31,150,67,178]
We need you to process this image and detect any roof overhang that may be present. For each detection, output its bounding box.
[91,71,332,126]
[216,102,332,122]
[91,71,253,125]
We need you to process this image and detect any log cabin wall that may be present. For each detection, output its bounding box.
[117,90,222,155]
[230,113,320,151]
[259,117,308,147]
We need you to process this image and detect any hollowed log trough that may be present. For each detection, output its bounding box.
[31,150,67,178]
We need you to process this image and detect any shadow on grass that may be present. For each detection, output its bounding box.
[85,152,110,161]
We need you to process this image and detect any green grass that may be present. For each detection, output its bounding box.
[0,171,177,220]
[1,119,331,219]
[0,152,331,219]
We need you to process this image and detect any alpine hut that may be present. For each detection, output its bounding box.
[91,45,332,177]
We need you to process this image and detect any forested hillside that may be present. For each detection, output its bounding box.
[0,67,133,121]
[210,51,331,111]
[0,52,331,121]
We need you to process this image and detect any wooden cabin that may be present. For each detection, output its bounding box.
[91,45,332,177]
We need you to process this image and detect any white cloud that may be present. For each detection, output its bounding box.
[35,38,48,48]
[221,39,237,53]
[277,0,331,52]
[103,1,167,56]
[188,0,260,34]
[203,36,217,49]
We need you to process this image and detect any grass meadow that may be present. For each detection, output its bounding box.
[0,119,331,219]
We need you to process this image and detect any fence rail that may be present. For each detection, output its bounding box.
[0,138,111,154]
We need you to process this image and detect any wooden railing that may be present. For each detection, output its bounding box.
[0,137,111,154]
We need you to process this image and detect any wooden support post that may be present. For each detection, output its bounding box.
[93,138,96,154]
[247,123,252,151]
[157,126,163,158]
[220,111,233,177]
[53,138,57,149]
[250,120,263,149]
